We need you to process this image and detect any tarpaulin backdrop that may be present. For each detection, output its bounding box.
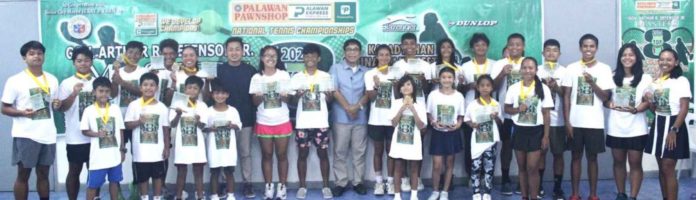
[40,0,543,133]
[620,0,694,96]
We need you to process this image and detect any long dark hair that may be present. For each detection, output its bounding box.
[395,75,418,104]
[373,44,393,67]
[474,74,494,99]
[521,57,545,100]
[613,43,644,87]
[659,48,683,78]
[258,45,286,75]
[436,38,457,65]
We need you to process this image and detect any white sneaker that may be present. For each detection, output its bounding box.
[210,194,220,200]
[427,191,440,200]
[276,183,287,200]
[140,195,149,200]
[321,187,333,199]
[195,191,205,200]
[417,179,424,191]
[374,182,385,195]
[482,193,491,200]
[179,191,189,199]
[225,193,236,200]
[394,193,403,200]
[296,187,307,199]
[472,193,482,200]
[439,191,449,200]
[401,178,411,191]
[386,181,395,195]
[264,183,275,199]
[409,190,419,200]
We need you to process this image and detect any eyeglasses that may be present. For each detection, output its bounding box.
[344,47,360,52]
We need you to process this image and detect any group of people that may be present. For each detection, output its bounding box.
[1,31,690,200]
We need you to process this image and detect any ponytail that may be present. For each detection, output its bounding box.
[534,75,545,100]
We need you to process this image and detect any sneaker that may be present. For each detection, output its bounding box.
[472,193,482,200]
[501,182,513,195]
[210,194,220,200]
[296,188,307,199]
[195,191,206,200]
[440,191,449,200]
[539,186,545,198]
[427,191,440,200]
[514,184,522,195]
[276,183,287,200]
[401,178,411,191]
[264,183,274,200]
[614,193,627,200]
[569,195,581,200]
[374,182,385,195]
[481,193,490,200]
[332,186,346,197]
[177,191,189,200]
[553,189,566,200]
[353,183,368,195]
[394,193,403,200]
[225,194,236,200]
[386,181,396,195]
[322,187,333,199]
[244,183,256,199]
[417,179,425,191]
[409,191,418,200]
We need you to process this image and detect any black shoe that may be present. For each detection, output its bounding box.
[514,184,522,194]
[539,186,545,197]
[553,189,566,200]
[501,182,513,196]
[353,183,368,195]
[332,186,346,197]
[243,183,256,198]
[615,193,628,200]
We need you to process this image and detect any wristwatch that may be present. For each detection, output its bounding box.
[669,126,679,133]
[120,148,128,153]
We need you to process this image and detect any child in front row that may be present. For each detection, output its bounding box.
[81,77,126,200]
[206,78,242,200]
[465,75,503,200]
[125,73,171,200]
[170,76,208,200]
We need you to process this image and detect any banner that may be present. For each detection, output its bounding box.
[40,0,543,132]
[620,0,694,96]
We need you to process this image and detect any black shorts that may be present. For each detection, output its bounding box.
[606,135,647,151]
[132,161,167,184]
[66,143,91,164]
[367,125,394,141]
[569,128,606,154]
[512,125,543,152]
[548,126,568,154]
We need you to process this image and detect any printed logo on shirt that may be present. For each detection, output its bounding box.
[476,120,494,143]
[139,114,159,144]
[576,77,596,106]
[437,104,455,126]
[181,116,198,146]
[654,88,671,113]
[375,81,393,108]
[78,91,95,119]
[97,117,118,149]
[120,80,139,107]
[264,82,282,109]
[396,115,415,144]
[518,96,539,125]
[614,86,636,108]
[301,84,321,111]
[213,120,231,149]
[29,88,51,120]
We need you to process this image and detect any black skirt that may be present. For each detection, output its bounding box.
[429,128,463,156]
[645,115,690,159]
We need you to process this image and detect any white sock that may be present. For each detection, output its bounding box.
[210,194,219,199]
[140,195,149,200]
[387,177,394,182]
[411,190,418,195]
[375,175,383,183]
[153,195,162,200]
[227,192,234,197]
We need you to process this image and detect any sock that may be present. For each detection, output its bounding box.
[539,169,545,187]
[228,193,234,198]
[153,195,162,200]
[502,169,510,183]
[210,194,219,199]
[375,175,383,183]
[411,190,418,196]
[554,174,563,191]
[387,177,394,183]
[141,195,149,200]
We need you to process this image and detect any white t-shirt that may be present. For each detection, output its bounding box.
[426,89,466,132]
[110,66,148,114]
[365,67,405,126]
[505,81,555,126]
[388,99,427,160]
[59,75,95,144]
[464,98,503,159]
[1,70,59,144]
[249,70,291,125]
[154,69,173,103]
[561,61,616,129]
[80,103,125,170]
[124,98,170,162]
[206,105,242,168]
[607,75,652,137]
[429,62,463,90]
[537,63,567,126]
[291,70,331,129]
[491,57,525,119]
[393,59,432,103]
[169,99,208,164]
[652,76,692,116]
[461,59,495,109]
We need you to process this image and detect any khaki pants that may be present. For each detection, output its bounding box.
[332,123,368,187]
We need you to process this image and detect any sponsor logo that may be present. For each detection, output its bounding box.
[67,15,91,39]
[635,1,680,11]
[135,13,158,36]
[382,15,417,32]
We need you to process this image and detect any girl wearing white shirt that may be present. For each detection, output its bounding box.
[171,46,211,102]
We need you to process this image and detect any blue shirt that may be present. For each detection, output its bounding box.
[330,60,368,125]
[217,62,257,127]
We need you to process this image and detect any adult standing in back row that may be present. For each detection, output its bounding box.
[216,37,258,198]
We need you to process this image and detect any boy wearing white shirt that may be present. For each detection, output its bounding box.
[206,79,242,200]
[58,46,98,200]
[112,41,149,148]
[80,77,126,200]
[2,41,60,200]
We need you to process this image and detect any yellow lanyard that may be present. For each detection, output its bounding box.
[377,65,389,72]
[546,62,556,70]
[580,59,596,68]
[95,102,110,124]
[479,96,498,107]
[304,69,318,92]
[520,80,535,100]
[188,98,196,108]
[141,97,155,108]
[656,75,670,86]
[473,59,488,75]
[75,72,91,80]
[443,61,458,71]
[183,66,198,74]
[507,57,522,65]
[25,69,49,94]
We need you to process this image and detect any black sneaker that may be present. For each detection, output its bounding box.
[538,186,545,198]
[501,182,513,196]
[553,189,566,200]
[243,183,256,198]
[353,183,368,195]
[332,185,346,197]
[514,184,522,194]
[615,193,628,200]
